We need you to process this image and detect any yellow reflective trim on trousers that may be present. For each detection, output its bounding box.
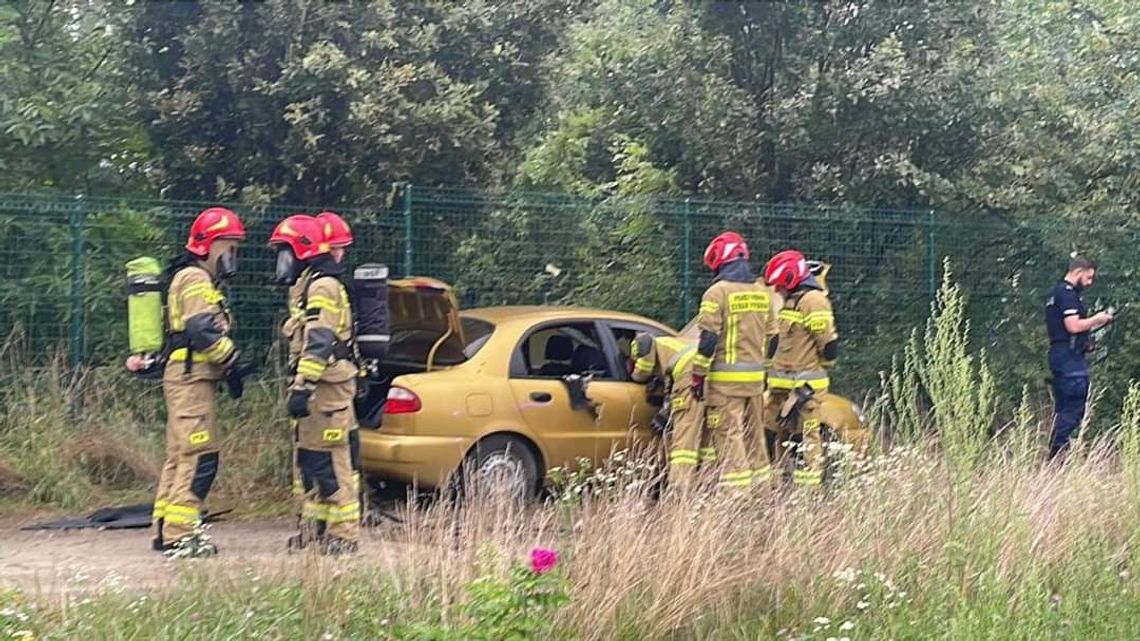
[752,466,774,483]
[707,370,766,383]
[302,501,330,520]
[169,348,209,363]
[719,470,753,487]
[794,469,822,486]
[699,447,717,463]
[164,504,201,524]
[152,500,168,518]
[669,448,698,462]
[327,502,361,523]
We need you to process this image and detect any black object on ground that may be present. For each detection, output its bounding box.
[20,503,233,531]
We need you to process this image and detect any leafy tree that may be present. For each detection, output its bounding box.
[0,1,147,193]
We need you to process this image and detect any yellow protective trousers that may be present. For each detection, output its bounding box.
[154,379,220,544]
[765,388,823,487]
[705,387,771,490]
[295,380,361,543]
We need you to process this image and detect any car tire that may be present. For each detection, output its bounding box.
[457,435,541,503]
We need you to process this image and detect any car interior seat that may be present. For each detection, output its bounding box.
[571,344,609,377]
[535,335,575,376]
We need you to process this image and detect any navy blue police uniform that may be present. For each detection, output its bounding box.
[1044,279,1090,456]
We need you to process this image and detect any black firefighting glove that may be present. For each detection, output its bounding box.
[224,352,256,400]
[287,385,314,419]
[690,373,706,401]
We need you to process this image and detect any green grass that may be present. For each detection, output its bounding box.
[5,273,1140,639]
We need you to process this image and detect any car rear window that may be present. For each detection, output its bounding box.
[462,317,495,358]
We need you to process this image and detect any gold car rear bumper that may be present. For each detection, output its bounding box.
[359,430,472,488]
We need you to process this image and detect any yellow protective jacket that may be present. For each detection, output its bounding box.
[281,267,313,369]
[294,273,358,386]
[692,261,773,395]
[164,265,236,382]
[631,335,697,392]
[770,284,838,391]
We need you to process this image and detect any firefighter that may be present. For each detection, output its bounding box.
[691,232,774,490]
[278,216,361,554]
[153,207,252,555]
[271,214,323,542]
[315,211,363,513]
[764,250,839,488]
[629,332,708,493]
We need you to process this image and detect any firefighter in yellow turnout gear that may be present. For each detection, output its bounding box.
[271,215,360,554]
[763,250,840,487]
[691,232,774,490]
[153,208,253,554]
[629,333,709,492]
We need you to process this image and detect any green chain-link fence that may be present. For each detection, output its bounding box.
[3,187,1138,404]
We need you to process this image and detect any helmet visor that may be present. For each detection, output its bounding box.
[217,246,239,280]
[274,247,302,285]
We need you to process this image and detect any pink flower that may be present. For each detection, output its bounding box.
[530,547,559,574]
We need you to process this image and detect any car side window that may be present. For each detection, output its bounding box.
[607,323,670,380]
[517,323,614,379]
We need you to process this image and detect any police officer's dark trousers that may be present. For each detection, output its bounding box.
[1049,345,1089,457]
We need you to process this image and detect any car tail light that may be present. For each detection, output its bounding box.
[385,386,422,414]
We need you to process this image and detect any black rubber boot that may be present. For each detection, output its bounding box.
[320,536,358,556]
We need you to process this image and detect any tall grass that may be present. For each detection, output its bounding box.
[0,342,292,510]
[6,274,1140,639]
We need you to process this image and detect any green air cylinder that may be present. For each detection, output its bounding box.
[126,256,164,355]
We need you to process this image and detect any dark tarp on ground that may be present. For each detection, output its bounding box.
[20,503,232,531]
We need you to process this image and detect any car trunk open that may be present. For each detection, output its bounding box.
[355,277,468,428]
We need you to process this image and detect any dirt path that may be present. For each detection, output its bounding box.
[0,518,407,598]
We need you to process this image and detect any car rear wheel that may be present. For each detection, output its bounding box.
[458,435,541,503]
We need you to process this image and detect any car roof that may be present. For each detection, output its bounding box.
[462,305,676,332]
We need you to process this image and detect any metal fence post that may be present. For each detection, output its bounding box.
[403,184,414,277]
[926,209,937,299]
[681,198,693,324]
[69,195,86,371]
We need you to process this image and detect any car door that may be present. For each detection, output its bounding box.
[597,320,674,458]
[507,321,636,472]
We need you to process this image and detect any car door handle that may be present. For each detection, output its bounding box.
[530,392,552,403]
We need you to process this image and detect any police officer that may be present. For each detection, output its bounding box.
[692,232,774,490]
[1045,255,1113,457]
[629,332,708,493]
[153,207,253,555]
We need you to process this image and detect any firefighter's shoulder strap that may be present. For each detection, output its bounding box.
[162,254,199,376]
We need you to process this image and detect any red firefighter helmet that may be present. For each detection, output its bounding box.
[764,249,810,290]
[316,211,353,247]
[185,207,246,256]
[703,231,750,271]
[268,214,328,260]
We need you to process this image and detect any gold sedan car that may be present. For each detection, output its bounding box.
[359,279,867,496]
